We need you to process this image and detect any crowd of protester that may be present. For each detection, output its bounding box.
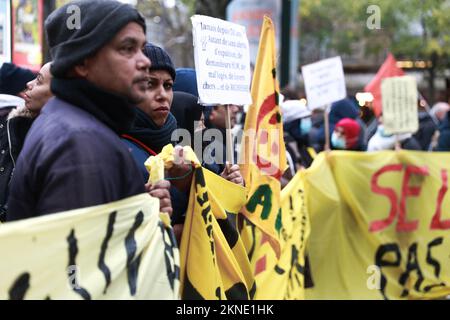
[279,86,450,178]
[0,0,449,245]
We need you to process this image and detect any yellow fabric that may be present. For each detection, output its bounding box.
[146,156,165,184]
[148,144,254,300]
[145,144,201,173]
[179,167,254,299]
[0,194,180,300]
[241,172,310,299]
[307,147,317,159]
[304,151,450,300]
[240,16,287,257]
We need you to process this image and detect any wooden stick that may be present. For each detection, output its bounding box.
[394,134,402,151]
[225,105,235,164]
[324,105,331,152]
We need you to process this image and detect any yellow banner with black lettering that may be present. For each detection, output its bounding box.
[146,144,255,300]
[304,151,450,300]
[0,194,180,300]
[240,171,310,299]
[179,167,255,299]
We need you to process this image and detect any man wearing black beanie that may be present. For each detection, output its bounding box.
[7,0,172,221]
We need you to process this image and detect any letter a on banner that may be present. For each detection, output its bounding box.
[240,16,287,258]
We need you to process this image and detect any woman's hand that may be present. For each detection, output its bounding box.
[146,180,173,216]
[221,162,245,186]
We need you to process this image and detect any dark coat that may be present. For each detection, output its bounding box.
[284,118,314,168]
[6,97,145,221]
[437,113,450,151]
[0,107,34,221]
[171,91,203,141]
[414,112,438,150]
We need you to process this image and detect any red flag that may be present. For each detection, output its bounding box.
[365,53,405,117]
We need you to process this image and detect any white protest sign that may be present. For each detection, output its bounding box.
[191,15,252,106]
[381,76,419,134]
[302,56,347,109]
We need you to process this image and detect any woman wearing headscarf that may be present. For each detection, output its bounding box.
[123,44,242,237]
[122,43,180,222]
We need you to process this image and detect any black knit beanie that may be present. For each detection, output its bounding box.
[45,0,146,78]
[0,63,35,96]
[143,43,176,81]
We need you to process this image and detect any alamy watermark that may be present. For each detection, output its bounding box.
[171,124,283,176]
[66,5,81,30]
[366,5,381,30]
[366,265,381,290]
[67,265,81,290]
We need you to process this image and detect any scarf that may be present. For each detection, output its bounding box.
[128,107,177,153]
[51,78,136,134]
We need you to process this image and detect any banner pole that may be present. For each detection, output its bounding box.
[225,105,235,164]
[395,134,401,151]
[324,104,331,152]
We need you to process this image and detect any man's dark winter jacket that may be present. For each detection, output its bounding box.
[414,111,438,150]
[6,80,145,221]
[437,113,450,151]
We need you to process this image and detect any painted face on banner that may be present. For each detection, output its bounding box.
[252,92,284,179]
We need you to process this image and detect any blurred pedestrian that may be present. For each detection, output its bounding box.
[0,62,53,221]
[331,118,362,151]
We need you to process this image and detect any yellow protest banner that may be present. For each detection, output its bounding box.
[147,145,254,300]
[241,171,310,299]
[240,16,287,258]
[179,167,255,300]
[0,194,180,300]
[304,151,450,300]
